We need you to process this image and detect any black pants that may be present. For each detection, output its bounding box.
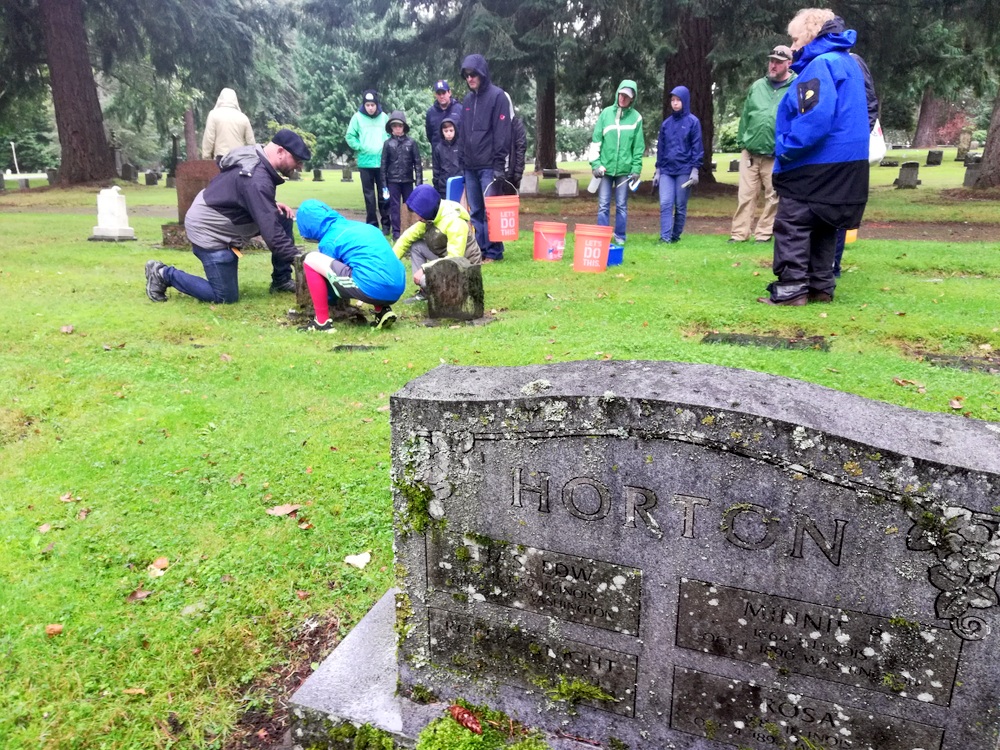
[359,167,390,233]
[271,214,295,286]
[769,196,838,301]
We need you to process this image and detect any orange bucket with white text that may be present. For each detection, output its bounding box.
[572,224,614,273]
[484,179,519,242]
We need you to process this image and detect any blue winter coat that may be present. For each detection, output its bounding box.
[296,200,405,302]
[456,54,512,172]
[773,19,870,209]
[655,86,703,176]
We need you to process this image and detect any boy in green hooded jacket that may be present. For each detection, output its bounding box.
[588,79,645,245]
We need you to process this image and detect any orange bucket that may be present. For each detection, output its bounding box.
[484,195,519,242]
[533,221,567,261]
[572,224,614,273]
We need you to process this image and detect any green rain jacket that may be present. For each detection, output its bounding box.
[737,73,797,156]
[589,80,645,177]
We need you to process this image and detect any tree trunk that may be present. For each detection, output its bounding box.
[974,91,1000,189]
[663,11,715,184]
[184,108,198,161]
[912,85,940,148]
[535,72,557,171]
[37,0,115,185]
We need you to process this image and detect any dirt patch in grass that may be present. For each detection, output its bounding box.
[221,613,341,750]
[0,408,34,445]
[910,350,1000,375]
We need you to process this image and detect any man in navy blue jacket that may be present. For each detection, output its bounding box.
[457,54,512,262]
[759,10,870,306]
[144,129,310,304]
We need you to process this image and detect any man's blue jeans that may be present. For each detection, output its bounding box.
[164,247,240,303]
[658,173,691,241]
[597,175,630,242]
[464,168,504,260]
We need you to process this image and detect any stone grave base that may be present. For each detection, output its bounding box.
[88,230,136,242]
[288,589,595,750]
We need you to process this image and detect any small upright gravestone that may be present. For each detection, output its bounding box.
[17,178,30,190]
[289,169,301,181]
[0,173,5,191]
[120,164,138,182]
[341,164,353,182]
[519,173,539,196]
[144,171,159,186]
[424,256,484,320]
[46,168,58,185]
[312,168,324,182]
[895,161,920,189]
[89,185,136,241]
[956,129,973,161]
[555,177,579,197]
[926,150,943,166]
[729,159,740,172]
[964,163,982,188]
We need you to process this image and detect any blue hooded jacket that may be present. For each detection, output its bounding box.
[655,86,703,176]
[296,200,405,302]
[457,54,512,172]
[773,19,870,209]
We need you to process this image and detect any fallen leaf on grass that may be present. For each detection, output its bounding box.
[893,378,917,387]
[296,590,311,600]
[41,542,55,555]
[894,311,906,316]
[344,551,372,569]
[123,688,146,695]
[77,508,91,520]
[151,557,169,570]
[60,492,76,502]
[950,397,965,410]
[376,405,390,412]
[219,353,233,363]
[45,623,64,637]
[545,355,553,361]
[266,504,301,516]
[127,587,154,603]
[38,523,51,534]
[102,342,126,351]
[362,418,373,423]
[448,705,483,735]
[980,343,994,352]
[60,325,74,334]
[298,519,313,530]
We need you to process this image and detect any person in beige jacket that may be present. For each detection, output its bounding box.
[201,88,255,160]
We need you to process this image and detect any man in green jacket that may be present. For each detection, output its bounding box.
[589,79,645,246]
[346,89,391,234]
[729,46,796,243]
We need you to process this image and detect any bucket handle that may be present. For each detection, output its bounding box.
[484,177,519,198]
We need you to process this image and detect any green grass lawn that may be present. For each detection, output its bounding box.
[1,176,1000,749]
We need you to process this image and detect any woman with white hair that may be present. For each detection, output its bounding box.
[758,8,870,306]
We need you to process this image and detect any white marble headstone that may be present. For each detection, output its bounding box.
[90,185,136,241]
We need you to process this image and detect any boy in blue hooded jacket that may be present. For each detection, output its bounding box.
[759,10,870,306]
[654,86,703,243]
[295,199,405,330]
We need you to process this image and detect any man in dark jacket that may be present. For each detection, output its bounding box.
[458,53,512,262]
[759,10,870,306]
[144,129,310,304]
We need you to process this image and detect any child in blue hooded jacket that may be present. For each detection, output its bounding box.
[654,86,703,243]
[295,199,405,330]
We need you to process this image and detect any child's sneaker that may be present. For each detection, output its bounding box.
[298,318,336,332]
[371,306,397,330]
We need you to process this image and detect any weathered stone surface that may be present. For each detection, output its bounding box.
[555,177,579,197]
[729,159,740,172]
[175,160,220,224]
[391,360,1000,750]
[144,171,159,186]
[894,161,920,189]
[312,168,324,181]
[965,164,982,188]
[424,257,484,320]
[341,164,353,182]
[926,150,943,166]
[519,173,539,195]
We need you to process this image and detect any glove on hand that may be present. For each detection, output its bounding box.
[382,187,390,200]
[652,168,661,188]
[592,166,606,178]
[688,168,699,186]
[628,173,640,183]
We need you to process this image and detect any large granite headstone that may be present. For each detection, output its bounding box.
[424,257,484,320]
[391,360,1000,750]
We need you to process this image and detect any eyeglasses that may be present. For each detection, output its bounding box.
[463,72,479,79]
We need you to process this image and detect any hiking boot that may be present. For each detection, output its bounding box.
[612,235,625,245]
[726,238,744,244]
[269,279,296,294]
[298,318,336,332]
[403,291,428,304]
[754,237,772,244]
[757,295,807,306]
[808,289,834,303]
[145,260,168,302]
[371,306,397,330]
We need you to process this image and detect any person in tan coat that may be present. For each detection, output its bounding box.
[201,88,255,160]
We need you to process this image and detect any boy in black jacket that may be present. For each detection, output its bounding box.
[432,117,461,199]
[380,110,423,240]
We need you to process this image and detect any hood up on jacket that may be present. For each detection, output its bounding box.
[359,89,383,117]
[439,117,459,141]
[792,16,857,71]
[385,110,410,134]
[296,199,343,242]
[460,54,493,91]
[214,88,242,111]
[616,79,638,108]
[669,85,691,117]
